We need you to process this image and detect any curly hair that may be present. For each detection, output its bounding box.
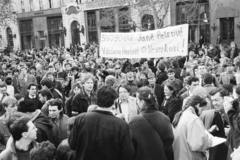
[30,141,56,160]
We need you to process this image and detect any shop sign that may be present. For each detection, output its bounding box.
[85,0,128,10]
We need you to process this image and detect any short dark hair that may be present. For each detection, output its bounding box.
[39,89,53,100]
[210,88,229,97]
[97,85,118,108]
[71,66,79,72]
[167,68,175,73]
[40,78,53,89]
[7,113,31,141]
[49,99,62,110]
[187,76,199,85]
[117,84,131,93]
[137,86,157,111]
[64,63,72,67]
[27,83,38,90]
[202,73,213,85]
[30,141,56,160]
[157,62,165,72]
[29,66,36,71]
[18,99,36,113]
[5,77,12,85]
[12,69,19,74]
[221,84,233,94]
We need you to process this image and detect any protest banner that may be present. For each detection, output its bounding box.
[100,24,189,58]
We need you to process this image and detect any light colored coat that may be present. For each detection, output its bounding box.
[173,107,209,160]
[114,96,138,123]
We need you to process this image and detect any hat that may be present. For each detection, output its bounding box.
[17,99,36,113]
[192,87,208,99]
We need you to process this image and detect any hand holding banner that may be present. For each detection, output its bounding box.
[100,24,189,58]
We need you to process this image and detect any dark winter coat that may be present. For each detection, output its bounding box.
[57,139,76,160]
[129,110,174,160]
[68,110,134,160]
[154,84,164,108]
[33,112,53,143]
[51,113,69,147]
[156,71,168,86]
[71,88,97,115]
[24,94,43,110]
[160,96,182,122]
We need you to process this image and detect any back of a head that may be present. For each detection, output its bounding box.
[105,75,116,87]
[97,85,117,108]
[5,77,12,85]
[30,141,56,160]
[39,89,53,100]
[7,113,31,141]
[137,86,157,111]
[40,78,53,89]
[17,99,36,113]
[2,96,17,109]
[202,73,213,85]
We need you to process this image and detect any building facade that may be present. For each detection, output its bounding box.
[0,0,171,51]
[171,0,240,45]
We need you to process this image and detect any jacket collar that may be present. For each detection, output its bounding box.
[93,110,114,115]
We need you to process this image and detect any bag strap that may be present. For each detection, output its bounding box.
[114,99,122,113]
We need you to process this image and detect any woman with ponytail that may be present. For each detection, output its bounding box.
[129,86,174,160]
[172,95,210,160]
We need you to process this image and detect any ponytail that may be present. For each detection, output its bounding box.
[172,95,205,127]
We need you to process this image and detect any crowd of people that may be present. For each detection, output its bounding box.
[0,41,240,160]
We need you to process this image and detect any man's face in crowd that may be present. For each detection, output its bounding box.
[0,86,7,95]
[211,92,224,112]
[39,94,47,103]
[85,63,90,69]
[84,78,94,92]
[24,121,38,141]
[142,61,148,69]
[126,72,134,82]
[30,69,36,76]
[72,70,78,76]
[189,81,199,92]
[49,105,61,119]
[21,68,27,75]
[28,86,37,96]
[65,64,71,72]
[167,72,175,80]
[231,42,236,49]
[148,77,156,85]
[47,74,54,82]
[198,66,206,75]
[73,86,81,95]
[1,64,6,70]
[226,65,233,72]
[115,65,121,72]
[54,63,60,71]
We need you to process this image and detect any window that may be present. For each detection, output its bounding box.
[142,14,155,31]
[29,0,33,11]
[39,0,43,10]
[119,7,130,32]
[176,0,210,43]
[21,0,25,13]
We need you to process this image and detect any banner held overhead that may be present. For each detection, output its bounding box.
[100,24,189,58]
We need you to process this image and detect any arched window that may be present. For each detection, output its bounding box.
[71,21,80,46]
[6,27,14,48]
[142,14,155,31]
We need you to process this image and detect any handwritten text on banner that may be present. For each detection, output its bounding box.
[100,24,189,58]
